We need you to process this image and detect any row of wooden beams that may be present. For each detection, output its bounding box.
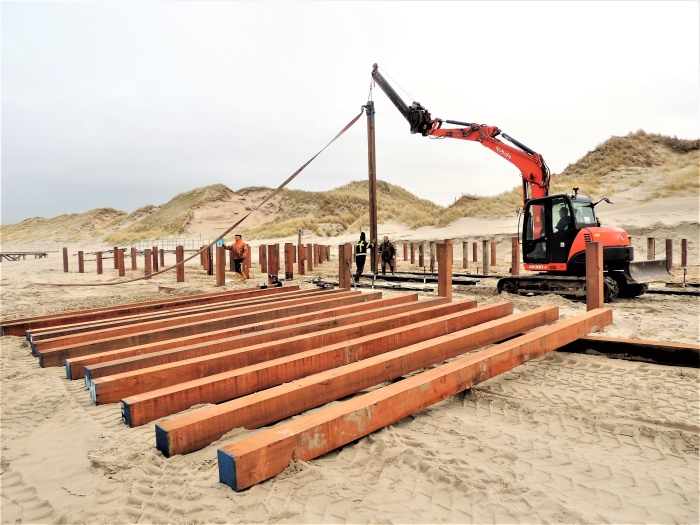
[27,287,319,343]
[74,294,416,382]
[156,305,557,455]
[34,288,344,352]
[217,307,612,491]
[2,286,297,336]
[125,300,506,427]
[41,291,380,370]
[89,297,458,404]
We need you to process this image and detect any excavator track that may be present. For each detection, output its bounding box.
[497,274,622,301]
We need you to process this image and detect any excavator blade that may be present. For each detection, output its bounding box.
[625,259,671,283]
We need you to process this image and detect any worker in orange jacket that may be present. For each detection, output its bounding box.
[226,234,248,274]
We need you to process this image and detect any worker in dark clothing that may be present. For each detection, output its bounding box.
[354,232,368,282]
[556,207,573,232]
[379,235,396,275]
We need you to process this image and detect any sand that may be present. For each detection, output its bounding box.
[1,193,698,524]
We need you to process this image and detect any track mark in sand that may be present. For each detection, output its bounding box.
[0,468,66,524]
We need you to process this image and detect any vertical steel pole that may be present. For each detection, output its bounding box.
[366,101,378,276]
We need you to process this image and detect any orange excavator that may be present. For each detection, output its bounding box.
[370,63,669,300]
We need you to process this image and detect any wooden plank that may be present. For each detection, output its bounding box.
[586,242,603,312]
[34,289,340,351]
[217,307,612,491]
[40,291,367,368]
[128,301,517,428]
[437,242,452,300]
[155,305,557,454]
[1,286,297,336]
[28,288,318,342]
[558,335,700,368]
[69,293,410,380]
[89,297,458,404]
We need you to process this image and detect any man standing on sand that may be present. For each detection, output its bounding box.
[379,235,396,275]
[354,232,369,282]
[226,234,248,275]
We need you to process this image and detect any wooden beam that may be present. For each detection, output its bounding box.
[216,246,225,286]
[482,240,489,275]
[284,243,294,279]
[681,238,688,267]
[217,307,612,491]
[131,247,137,271]
[126,300,496,427]
[297,243,305,276]
[28,288,315,343]
[558,335,700,368]
[96,252,103,275]
[462,242,468,269]
[490,241,497,266]
[156,304,557,455]
[63,247,69,273]
[647,237,655,260]
[511,237,520,275]
[78,251,84,273]
[666,239,673,269]
[338,243,352,290]
[118,249,125,277]
[42,291,367,370]
[73,294,410,381]
[145,249,152,279]
[176,246,185,282]
[8,287,293,337]
[88,296,446,403]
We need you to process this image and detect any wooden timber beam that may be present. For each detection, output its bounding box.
[126,300,506,427]
[558,335,700,368]
[89,297,457,404]
[2,286,298,337]
[71,293,413,381]
[156,305,557,454]
[27,288,321,343]
[217,307,612,491]
[43,291,370,370]
[34,289,344,352]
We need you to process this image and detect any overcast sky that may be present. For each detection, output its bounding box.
[2,1,698,225]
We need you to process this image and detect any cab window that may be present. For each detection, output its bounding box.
[552,197,573,234]
[525,204,547,241]
[573,201,596,227]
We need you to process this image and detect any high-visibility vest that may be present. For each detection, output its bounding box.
[355,241,368,256]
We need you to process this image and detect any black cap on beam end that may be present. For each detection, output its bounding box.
[155,425,171,457]
[65,361,72,379]
[218,449,239,491]
[121,400,131,427]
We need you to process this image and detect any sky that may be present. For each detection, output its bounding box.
[2,1,699,225]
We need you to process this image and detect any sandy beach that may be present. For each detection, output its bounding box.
[1,194,698,524]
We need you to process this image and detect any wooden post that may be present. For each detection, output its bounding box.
[586,242,604,314]
[216,246,225,286]
[298,244,305,275]
[472,242,478,263]
[268,244,280,277]
[200,248,205,267]
[118,249,125,277]
[462,242,468,269]
[245,244,251,278]
[113,247,119,269]
[259,246,267,274]
[437,241,452,301]
[145,249,152,279]
[366,101,378,276]
[666,239,673,269]
[207,247,214,276]
[326,246,330,262]
[159,248,165,269]
[681,239,687,267]
[152,247,159,272]
[339,243,352,290]
[418,244,424,267]
[96,252,103,275]
[131,247,137,270]
[482,240,489,275]
[490,241,497,267]
[62,247,69,272]
[176,246,185,283]
[306,244,313,271]
[284,243,294,279]
[429,242,436,273]
[78,251,84,273]
[410,243,415,265]
[647,238,655,260]
[511,237,520,275]
[313,244,318,267]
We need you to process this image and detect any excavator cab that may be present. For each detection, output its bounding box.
[522,193,599,269]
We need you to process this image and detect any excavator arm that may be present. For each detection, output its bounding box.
[371,64,550,202]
